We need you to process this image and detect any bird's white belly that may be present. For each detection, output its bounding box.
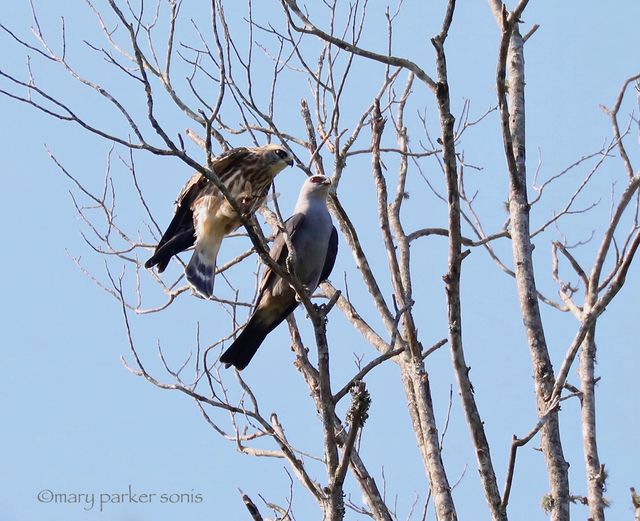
[194,195,240,241]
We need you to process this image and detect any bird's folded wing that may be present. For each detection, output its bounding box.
[255,213,305,304]
[319,226,338,282]
[153,173,205,252]
[210,147,252,177]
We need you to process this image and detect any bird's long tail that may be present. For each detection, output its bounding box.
[219,317,272,371]
[185,235,222,299]
[220,299,296,369]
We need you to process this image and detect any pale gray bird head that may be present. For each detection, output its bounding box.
[253,144,294,175]
[295,175,331,210]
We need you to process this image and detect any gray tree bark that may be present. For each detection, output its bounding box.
[498,23,570,521]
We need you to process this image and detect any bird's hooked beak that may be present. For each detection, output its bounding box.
[309,175,330,186]
[287,158,294,167]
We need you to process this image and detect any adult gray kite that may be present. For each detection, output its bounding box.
[145,144,293,298]
[220,175,338,370]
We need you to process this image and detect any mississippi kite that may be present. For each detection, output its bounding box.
[145,144,294,298]
[220,175,338,370]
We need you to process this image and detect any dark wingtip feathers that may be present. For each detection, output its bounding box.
[145,230,196,274]
[144,253,170,273]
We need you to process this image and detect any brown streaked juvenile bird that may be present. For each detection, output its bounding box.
[220,175,338,370]
[145,144,294,298]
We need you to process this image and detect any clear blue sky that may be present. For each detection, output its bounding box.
[1,2,638,520]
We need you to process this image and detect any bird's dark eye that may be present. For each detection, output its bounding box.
[275,149,288,160]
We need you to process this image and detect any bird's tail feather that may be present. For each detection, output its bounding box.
[219,319,271,370]
[220,302,297,370]
[185,238,221,299]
